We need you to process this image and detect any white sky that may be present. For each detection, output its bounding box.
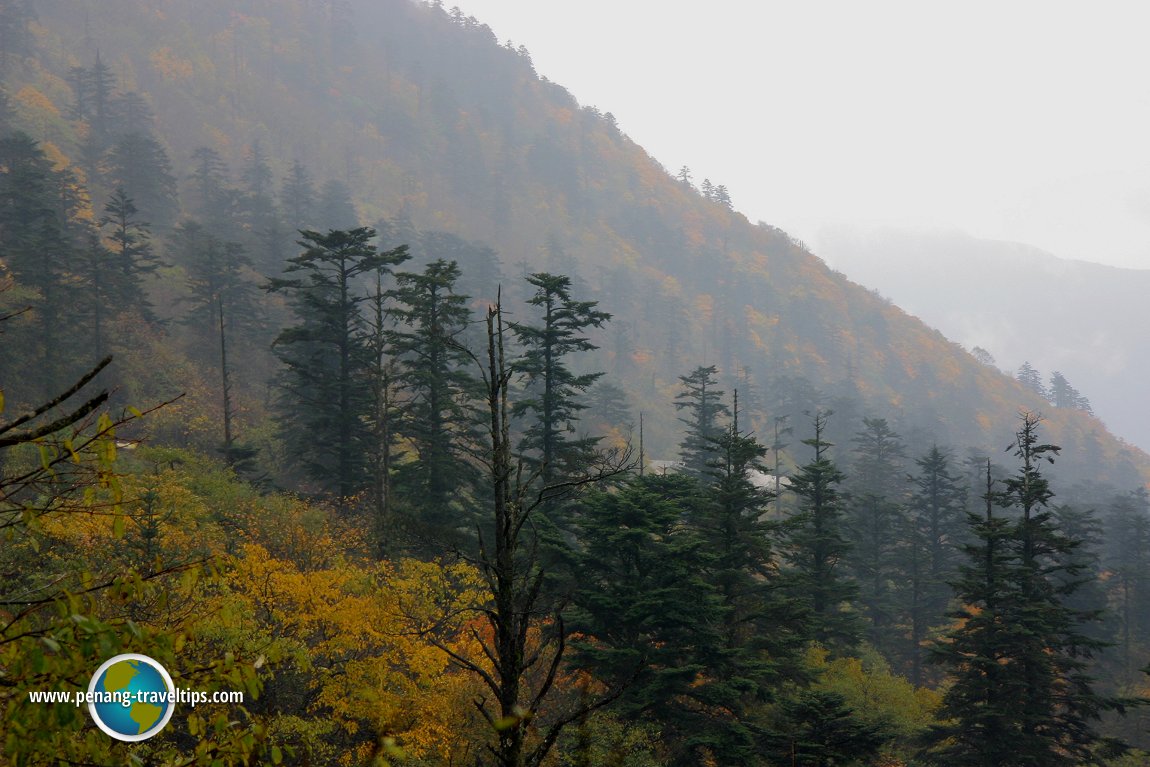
[449,0,1150,269]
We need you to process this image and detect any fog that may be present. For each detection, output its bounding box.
[453,0,1150,269]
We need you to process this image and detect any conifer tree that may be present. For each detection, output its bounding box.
[99,188,160,322]
[267,227,395,502]
[693,398,809,752]
[846,417,908,655]
[279,159,317,230]
[388,258,479,539]
[673,364,730,479]
[1105,489,1150,680]
[0,132,87,395]
[565,473,732,766]
[513,272,610,484]
[178,221,260,466]
[1016,361,1046,397]
[927,415,1120,766]
[105,133,179,231]
[780,410,860,649]
[903,446,966,685]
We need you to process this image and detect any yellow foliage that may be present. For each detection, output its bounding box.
[150,46,195,81]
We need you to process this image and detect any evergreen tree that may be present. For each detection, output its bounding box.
[1105,489,1150,681]
[188,146,241,239]
[178,221,260,466]
[846,417,908,655]
[238,140,283,270]
[279,159,317,230]
[925,459,1021,766]
[927,415,1120,766]
[692,400,809,753]
[903,446,966,685]
[1016,361,1046,397]
[764,689,891,767]
[673,364,730,479]
[267,227,394,502]
[105,133,179,231]
[99,188,159,322]
[565,474,732,766]
[0,132,87,395]
[513,272,610,484]
[585,379,632,432]
[1048,370,1093,414]
[359,247,410,555]
[318,178,358,230]
[388,258,479,540]
[780,410,860,649]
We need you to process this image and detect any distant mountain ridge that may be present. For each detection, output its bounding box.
[4,0,1147,487]
[815,225,1150,454]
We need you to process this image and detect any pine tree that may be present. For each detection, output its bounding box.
[846,417,908,654]
[692,400,809,756]
[1048,370,1093,414]
[318,178,358,230]
[188,146,241,240]
[177,221,260,466]
[513,272,610,484]
[780,410,861,649]
[388,258,480,540]
[99,188,160,322]
[359,247,410,555]
[673,364,730,479]
[1105,489,1150,681]
[267,227,395,502]
[279,159,317,230]
[105,133,179,231]
[1016,361,1045,398]
[565,474,731,766]
[903,446,966,685]
[925,459,1020,766]
[0,132,88,396]
[927,415,1120,766]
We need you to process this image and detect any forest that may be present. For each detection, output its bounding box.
[2,1,1150,765]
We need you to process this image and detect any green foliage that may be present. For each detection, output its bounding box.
[387,257,479,541]
[673,365,730,480]
[926,415,1124,766]
[267,226,403,501]
[513,271,610,484]
[780,410,862,650]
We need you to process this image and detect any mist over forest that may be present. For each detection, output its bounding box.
[1,2,1149,765]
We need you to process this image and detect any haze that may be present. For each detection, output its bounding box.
[452,0,1150,269]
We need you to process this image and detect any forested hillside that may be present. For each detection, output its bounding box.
[3,1,1150,765]
[0,0,1144,485]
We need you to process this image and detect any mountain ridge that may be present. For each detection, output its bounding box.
[4,0,1147,488]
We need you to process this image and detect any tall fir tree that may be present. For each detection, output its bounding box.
[0,132,88,396]
[846,417,908,656]
[267,227,394,502]
[105,133,179,231]
[903,445,966,685]
[780,410,861,649]
[388,258,480,542]
[564,474,733,766]
[99,188,159,323]
[178,221,260,467]
[927,415,1121,766]
[512,272,610,485]
[673,364,730,479]
[1104,489,1150,681]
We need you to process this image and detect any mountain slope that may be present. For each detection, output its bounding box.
[815,226,1150,454]
[5,0,1148,487]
